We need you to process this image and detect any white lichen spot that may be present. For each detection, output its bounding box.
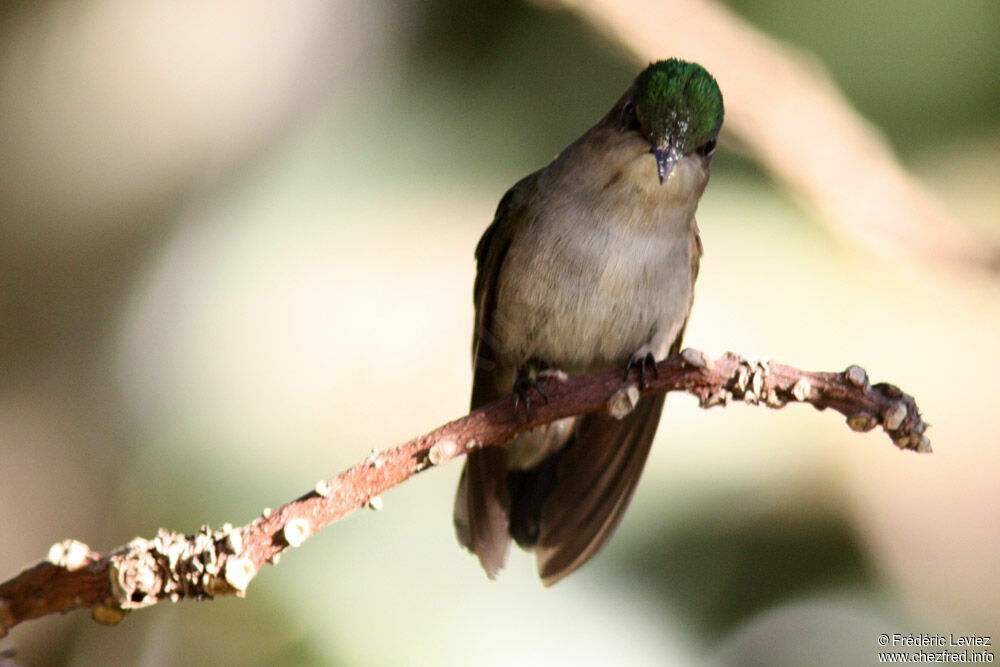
[223,557,256,593]
[283,518,311,548]
[680,348,711,369]
[367,496,383,511]
[262,507,272,518]
[46,539,91,570]
[751,369,765,398]
[224,530,243,555]
[315,479,333,497]
[607,384,640,420]
[883,402,908,431]
[791,379,812,402]
[736,365,750,392]
[429,439,459,466]
[845,365,868,388]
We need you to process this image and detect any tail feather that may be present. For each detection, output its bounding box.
[507,449,564,548]
[454,445,510,578]
[536,394,666,585]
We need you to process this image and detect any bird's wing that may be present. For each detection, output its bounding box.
[468,174,536,407]
[454,173,538,577]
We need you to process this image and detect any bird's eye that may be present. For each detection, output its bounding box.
[698,138,717,158]
[621,100,639,131]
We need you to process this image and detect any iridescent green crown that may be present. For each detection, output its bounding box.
[633,59,724,153]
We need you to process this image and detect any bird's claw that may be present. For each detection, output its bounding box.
[513,376,549,422]
[624,351,658,388]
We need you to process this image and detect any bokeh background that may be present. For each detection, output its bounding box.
[1,1,998,664]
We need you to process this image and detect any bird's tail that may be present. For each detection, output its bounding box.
[454,393,665,584]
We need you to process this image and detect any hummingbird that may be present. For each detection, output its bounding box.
[454,59,724,585]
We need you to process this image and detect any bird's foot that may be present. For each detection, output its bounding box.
[513,376,549,422]
[624,349,659,389]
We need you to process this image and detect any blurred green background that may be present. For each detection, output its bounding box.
[1,1,998,665]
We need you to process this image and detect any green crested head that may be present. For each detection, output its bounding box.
[632,59,723,153]
[627,59,723,182]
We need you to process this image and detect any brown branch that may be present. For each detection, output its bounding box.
[0,350,929,637]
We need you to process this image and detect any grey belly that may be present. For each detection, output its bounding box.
[494,234,692,372]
